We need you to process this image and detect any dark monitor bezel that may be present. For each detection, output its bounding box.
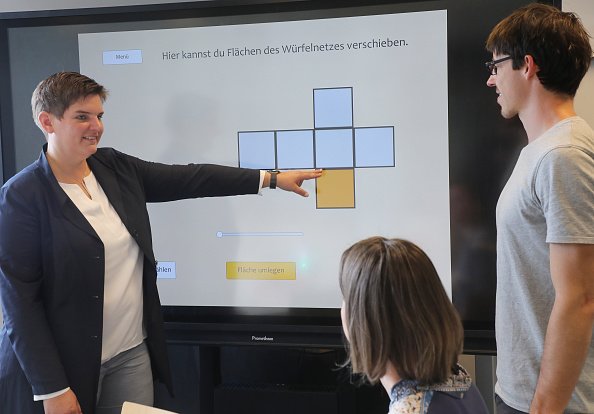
[0,0,557,355]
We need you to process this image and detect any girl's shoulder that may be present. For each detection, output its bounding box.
[389,379,432,414]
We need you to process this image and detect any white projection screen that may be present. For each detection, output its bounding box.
[78,9,450,310]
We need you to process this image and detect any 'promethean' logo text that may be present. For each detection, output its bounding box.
[251,335,274,342]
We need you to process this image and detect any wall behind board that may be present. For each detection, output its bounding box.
[564,0,594,126]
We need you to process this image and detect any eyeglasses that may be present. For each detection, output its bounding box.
[485,56,513,75]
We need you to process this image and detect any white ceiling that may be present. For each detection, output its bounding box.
[0,0,207,13]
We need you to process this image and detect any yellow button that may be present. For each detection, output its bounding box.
[226,262,296,280]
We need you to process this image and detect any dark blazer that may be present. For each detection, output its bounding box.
[0,146,260,414]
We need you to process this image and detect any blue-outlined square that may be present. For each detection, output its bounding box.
[315,129,354,168]
[355,127,395,167]
[314,88,353,128]
[277,130,314,169]
[238,131,276,169]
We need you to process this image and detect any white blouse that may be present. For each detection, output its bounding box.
[60,172,145,364]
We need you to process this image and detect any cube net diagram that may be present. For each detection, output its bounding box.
[238,87,395,208]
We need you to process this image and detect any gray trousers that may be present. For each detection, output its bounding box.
[96,341,154,414]
[495,394,527,414]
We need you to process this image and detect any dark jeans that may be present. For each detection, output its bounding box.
[495,394,527,414]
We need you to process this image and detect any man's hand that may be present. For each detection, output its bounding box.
[43,389,82,414]
[268,169,323,197]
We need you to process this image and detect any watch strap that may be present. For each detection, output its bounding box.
[268,170,280,189]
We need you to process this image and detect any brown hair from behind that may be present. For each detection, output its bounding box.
[339,237,463,385]
[31,71,108,135]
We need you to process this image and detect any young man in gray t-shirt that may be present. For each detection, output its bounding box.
[485,4,594,413]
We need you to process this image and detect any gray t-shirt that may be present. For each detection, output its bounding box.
[494,116,594,413]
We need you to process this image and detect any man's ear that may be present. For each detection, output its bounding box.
[523,55,539,79]
[38,111,55,134]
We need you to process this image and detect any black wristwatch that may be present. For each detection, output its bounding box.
[268,170,281,189]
